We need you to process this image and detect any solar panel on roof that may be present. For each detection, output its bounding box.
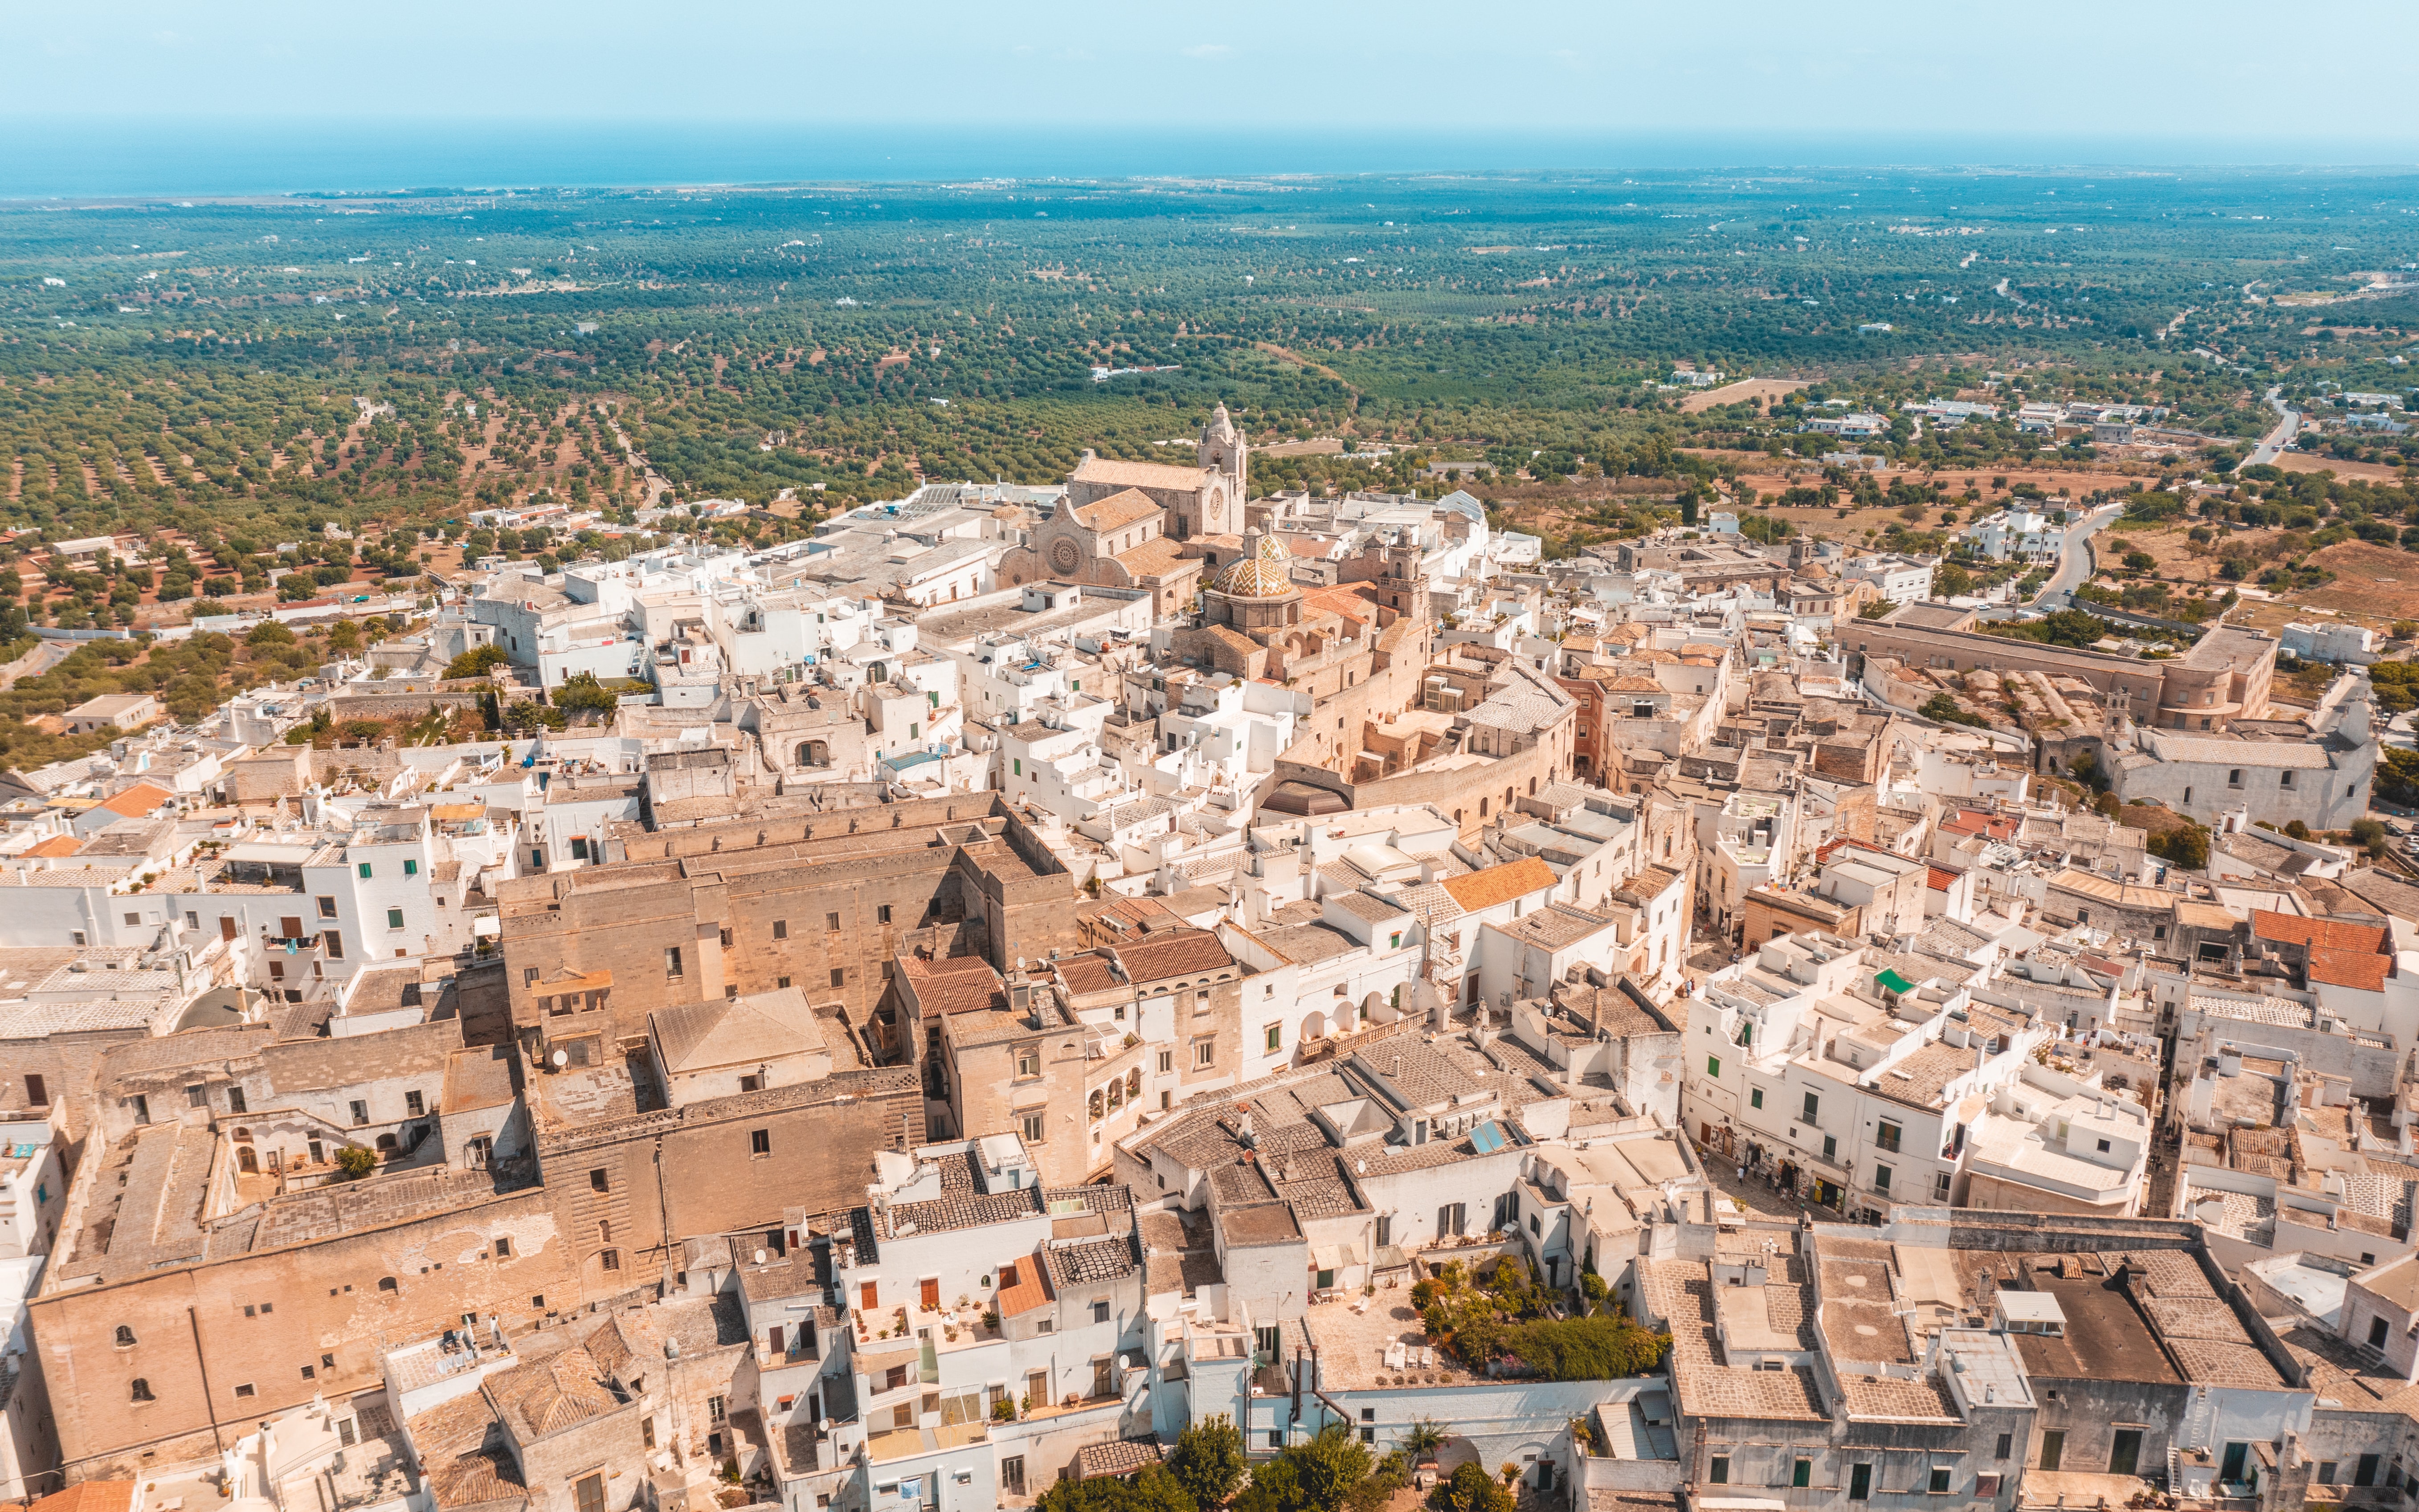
[1469,1120,1506,1155]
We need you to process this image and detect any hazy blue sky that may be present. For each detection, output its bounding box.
[11,0,2417,155]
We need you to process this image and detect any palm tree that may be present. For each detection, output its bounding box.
[1403,1418,1449,1469]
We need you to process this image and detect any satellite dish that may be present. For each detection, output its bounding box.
[818,1418,833,1433]
[753,1249,767,1265]
[551,1049,568,1067]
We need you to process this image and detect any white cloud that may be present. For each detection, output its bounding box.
[1181,43,1234,61]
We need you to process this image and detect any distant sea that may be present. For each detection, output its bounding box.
[3,119,2406,200]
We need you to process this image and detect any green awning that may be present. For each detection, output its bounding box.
[1875,968,1916,994]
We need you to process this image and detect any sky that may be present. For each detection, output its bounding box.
[8,0,2419,175]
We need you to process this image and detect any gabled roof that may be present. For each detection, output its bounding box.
[650,986,825,1073]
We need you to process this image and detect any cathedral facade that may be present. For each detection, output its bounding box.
[1001,404,1253,612]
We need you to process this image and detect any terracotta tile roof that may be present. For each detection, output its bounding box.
[1071,487,1162,534]
[2253,909,2388,955]
[28,1483,136,1512]
[2308,945,2389,993]
[24,834,81,857]
[1926,866,1960,893]
[1055,956,1120,995]
[994,1250,1054,1316]
[1115,536,1195,581]
[1941,809,2019,839]
[98,782,177,818]
[900,954,1009,1015]
[1113,929,1235,983]
[1440,856,1558,913]
[1070,455,1213,493]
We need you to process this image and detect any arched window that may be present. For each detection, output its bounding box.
[376,1133,398,1152]
[377,1276,398,1293]
[131,1379,154,1402]
[115,1325,136,1348]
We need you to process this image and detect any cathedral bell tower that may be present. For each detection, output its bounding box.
[1197,402,1247,538]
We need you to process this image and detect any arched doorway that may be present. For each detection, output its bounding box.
[1298,1009,1329,1043]
[798,740,828,768]
[237,1146,258,1174]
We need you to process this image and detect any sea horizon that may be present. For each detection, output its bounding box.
[5,117,2416,200]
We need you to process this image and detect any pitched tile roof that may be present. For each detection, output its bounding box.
[1440,856,1558,913]
[2252,909,2388,955]
[2308,945,2389,993]
[1070,488,1163,534]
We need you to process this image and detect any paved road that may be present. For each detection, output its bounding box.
[2247,386,2301,465]
[2041,503,2125,605]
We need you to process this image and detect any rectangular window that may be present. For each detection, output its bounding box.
[1793,1460,1812,1489]
[494,1237,512,1257]
[600,1250,620,1271]
[386,908,405,930]
[1709,1459,1729,1486]
[350,1100,368,1126]
[405,1091,425,1117]
[1933,1172,1953,1201]
[773,919,788,940]
[227,1086,245,1114]
[1803,1091,1820,1122]
[1194,1041,1214,1067]
[1265,1024,1283,1052]
[1750,1088,1763,1110]
[829,968,845,988]
[665,947,683,979]
[1706,1055,1721,1079]
[590,1169,609,1192]
[1876,1120,1902,1153]
[358,862,373,879]
[1930,1468,1952,1494]
[188,1084,209,1108]
[1091,1300,1111,1324]
[404,858,419,876]
[1016,1046,1040,1078]
[1976,1475,2002,1497]
[1823,1133,1838,1161]
[317,896,339,919]
[575,1474,605,1512]
[1995,1434,2012,1462]
[234,1383,255,1399]
[878,904,893,924]
[1849,1464,1871,1502]
[826,912,841,932]
[2040,1431,2064,1472]
[1874,1164,1892,1193]
[751,1129,771,1156]
[1157,1050,1173,1073]
[323,930,343,960]
[1021,1113,1045,1144]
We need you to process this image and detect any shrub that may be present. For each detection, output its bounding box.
[333,1144,378,1181]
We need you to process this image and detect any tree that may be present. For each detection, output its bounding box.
[2350,818,2389,859]
[245,621,296,648]
[554,672,621,717]
[2150,821,2211,870]
[1427,1463,1512,1512]
[1035,1465,1193,1512]
[325,619,362,652]
[333,1144,378,1181]
[1401,1420,1449,1469]
[444,644,510,679]
[1234,1426,1373,1512]
[1169,1414,1246,1508]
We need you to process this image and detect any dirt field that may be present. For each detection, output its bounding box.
[2088,519,2419,629]
[2276,453,2414,484]
[1680,378,1810,415]
[2294,540,2419,621]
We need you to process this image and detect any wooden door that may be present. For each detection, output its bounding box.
[859,1280,878,1311]
[220,915,238,942]
[920,1276,940,1309]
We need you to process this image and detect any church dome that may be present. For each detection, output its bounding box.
[1214,531,1295,598]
